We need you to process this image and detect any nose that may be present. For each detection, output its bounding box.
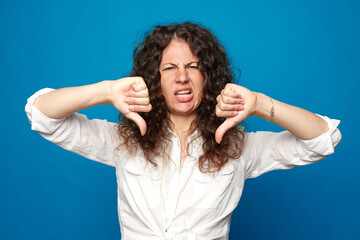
[176,66,189,83]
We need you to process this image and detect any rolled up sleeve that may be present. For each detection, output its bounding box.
[243,115,341,179]
[25,88,65,134]
[300,115,341,160]
[25,88,120,167]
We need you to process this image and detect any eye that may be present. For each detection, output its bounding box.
[188,65,198,69]
[164,67,174,71]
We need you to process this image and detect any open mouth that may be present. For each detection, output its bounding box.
[175,89,192,98]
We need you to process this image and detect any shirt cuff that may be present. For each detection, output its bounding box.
[25,88,66,134]
[301,115,341,160]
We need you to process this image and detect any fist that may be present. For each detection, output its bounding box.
[110,77,152,135]
[215,83,257,143]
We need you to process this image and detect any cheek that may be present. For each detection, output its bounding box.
[160,77,166,93]
[196,78,205,102]
[192,71,204,85]
[195,77,205,94]
[160,82,171,99]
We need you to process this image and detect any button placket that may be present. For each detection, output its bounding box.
[164,134,181,232]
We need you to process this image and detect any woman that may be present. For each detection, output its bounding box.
[25,22,341,239]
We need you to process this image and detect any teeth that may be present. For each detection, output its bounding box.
[176,90,191,94]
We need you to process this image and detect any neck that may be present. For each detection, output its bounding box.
[168,113,197,137]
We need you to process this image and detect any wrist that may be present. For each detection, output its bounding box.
[97,80,113,105]
[252,92,273,121]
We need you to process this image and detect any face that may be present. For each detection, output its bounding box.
[159,39,204,118]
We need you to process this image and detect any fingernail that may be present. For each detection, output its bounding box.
[124,98,130,103]
[129,105,135,111]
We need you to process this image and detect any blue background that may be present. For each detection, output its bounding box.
[1,0,359,239]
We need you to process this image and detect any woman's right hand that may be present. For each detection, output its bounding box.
[109,77,152,136]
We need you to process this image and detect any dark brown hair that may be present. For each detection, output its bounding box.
[118,22,245,172]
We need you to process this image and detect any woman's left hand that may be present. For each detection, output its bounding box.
[215,83,257,144]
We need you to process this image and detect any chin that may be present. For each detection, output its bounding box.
[173,106,198,116]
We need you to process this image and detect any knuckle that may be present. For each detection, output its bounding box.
[216,108,225,117]
[215,108,221,116]
[222,95,229,103]
[131,105,138,112]
[147,104,152,111]
[216,95,220,102]
[219,101,226,109]
[225,83,234,91]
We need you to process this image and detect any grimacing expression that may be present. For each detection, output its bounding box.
[159,39,204,117]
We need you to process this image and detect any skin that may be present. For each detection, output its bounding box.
[159,39,204,134]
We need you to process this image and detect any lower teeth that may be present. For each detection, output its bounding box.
[178,94,190,98]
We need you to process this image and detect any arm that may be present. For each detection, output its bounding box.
[33,81,111,119]
[26,77,152,166]
[252,92,329,140]
[33,77,152,135]
[215,84,341,178]
[215,84,332,143]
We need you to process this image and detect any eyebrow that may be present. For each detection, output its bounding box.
[161,61,199,67]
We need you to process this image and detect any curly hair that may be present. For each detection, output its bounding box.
[118,22,245,172]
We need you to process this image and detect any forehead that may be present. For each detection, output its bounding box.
[161,39,198,63]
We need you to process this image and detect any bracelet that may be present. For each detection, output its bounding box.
[269,97,275,122]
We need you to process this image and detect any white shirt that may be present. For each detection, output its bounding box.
[25,88,342,240]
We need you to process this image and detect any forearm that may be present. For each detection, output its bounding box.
[252,92,329,140]
[33,81,111,119]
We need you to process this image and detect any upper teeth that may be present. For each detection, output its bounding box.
[177,90,191,94]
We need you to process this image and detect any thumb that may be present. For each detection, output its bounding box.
[125,112,147,136]
[215,118,237,144]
